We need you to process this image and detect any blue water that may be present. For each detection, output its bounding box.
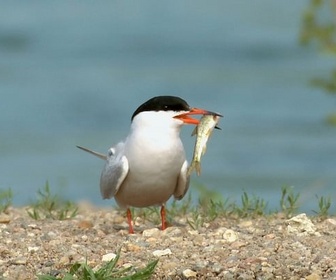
[1,1,335,213]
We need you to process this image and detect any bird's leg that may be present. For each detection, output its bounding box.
[160,205,167,230]
[126,208,134,234]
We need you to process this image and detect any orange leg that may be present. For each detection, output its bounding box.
[127,208,134,234]
[160,205,167,230]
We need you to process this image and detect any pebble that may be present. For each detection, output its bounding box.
[126,243,142,252]
[182,268,197,278]
[27,224,39,229]
[223,229,239,242]
[214,227,227,236]
[78,220,93,229]
[152,248,172,257]
[306,272,321,280]
[164,227,183,236]
[239,220,253,227]
[287,213,320,236]
[81,235,88,241]
[325,218,336,227]
[0,214,10,224]
[12,256,27,265]
[48,231,57,238]
[59,256,70,265]
[230,241,247,249]
[142,228,160,237]
[102,253,117,262]
[188,230,199,236]
[161,261,179,271]
[27,246,39,252]
[192,234,205,246]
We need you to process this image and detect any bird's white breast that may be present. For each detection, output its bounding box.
[114,111,187,208]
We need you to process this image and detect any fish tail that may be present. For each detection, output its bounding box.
[187,160,202,176]
[195,161,201,176]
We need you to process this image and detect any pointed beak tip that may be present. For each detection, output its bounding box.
[174,107,222,124]
[190,108,223,117]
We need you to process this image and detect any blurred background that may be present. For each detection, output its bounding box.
[1,1,335,213]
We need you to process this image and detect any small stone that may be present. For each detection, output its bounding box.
[12,256,27,265]
[192,235,205,246]
[212,263,224,273]
[48,239,61,246]
[0,214,10,224]
[153,248,172,257]
[126,243,142,252]
[78,220,93,229]
[182,268,197,278]
[287,213,320,236]
[142,228,160,237]
[81,235,88,241]
[306,272,321,280]
[113,215,125,224]
[102,253,117,262]
[28,224,41,230]
[230,241,248,249]
[59,256,70,265]
[239,220,253,227]
[48,231,57,238]
[223,229,238,242]
[214,227,227,236]
[164,227,183,236]
[28,246,39,252]
[161,261,178,271]
[264,233,276,240]
[188,230,199,236]
[325,218,336,227]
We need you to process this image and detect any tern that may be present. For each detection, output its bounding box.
[77,95,214,233]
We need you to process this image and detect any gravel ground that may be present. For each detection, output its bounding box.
[0,203,335,280]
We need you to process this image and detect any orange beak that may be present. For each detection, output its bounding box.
[174,108,222,125]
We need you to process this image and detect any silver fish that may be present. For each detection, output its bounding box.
[187,114,222,176]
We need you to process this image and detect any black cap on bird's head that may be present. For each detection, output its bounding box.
[131,96,190,120]
[131,95,222,125]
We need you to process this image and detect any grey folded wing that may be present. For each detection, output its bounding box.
[173,160,190,200]
[100,145,129,199]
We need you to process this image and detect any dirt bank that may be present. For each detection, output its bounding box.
[0,204,335,279]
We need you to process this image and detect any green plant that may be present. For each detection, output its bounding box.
[314,195,331,218]
[187,207,204,230]
[300,0,336,124]
[0,188,12,213]
[280,185,300,217]
[135,206,161,226]
[167,191,193,219]
[234,191,268,218]
[200,198,232,221]
[27,181,78,220]
[38,249,158,280]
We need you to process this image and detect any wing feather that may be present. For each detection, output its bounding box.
[100,143,129,199]
[173,160,190,200]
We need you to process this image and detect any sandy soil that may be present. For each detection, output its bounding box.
[0,203,335,279]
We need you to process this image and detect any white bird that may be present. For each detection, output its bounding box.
[77,96,213,233]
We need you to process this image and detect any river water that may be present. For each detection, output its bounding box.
[1,1,335,213]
